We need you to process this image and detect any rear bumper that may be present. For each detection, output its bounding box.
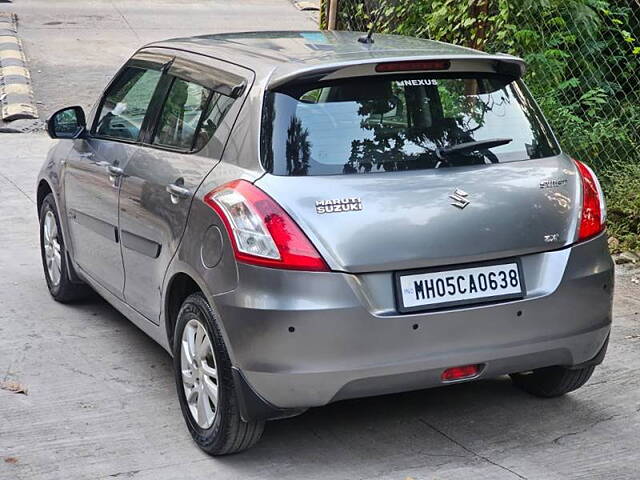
[213,234,613,411]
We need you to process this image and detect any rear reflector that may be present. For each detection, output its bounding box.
[441,364,481,382]
[375,59,451,73]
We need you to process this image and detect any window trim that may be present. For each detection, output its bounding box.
[138,73,174,145]
[190,90,216,151]
[88,49,253,156]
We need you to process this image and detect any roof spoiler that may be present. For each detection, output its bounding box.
[267,54,526,90]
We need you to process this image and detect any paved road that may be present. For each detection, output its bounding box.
[6,0,317,119]
[1,2,640,479]
[1,140,640,480]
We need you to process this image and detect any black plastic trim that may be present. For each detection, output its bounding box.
[569,334,610,369]
[139,73,174,145]
[64,250,85,285]
[69,209,118,243]
[231,367,306,422]
[120,230,161,259]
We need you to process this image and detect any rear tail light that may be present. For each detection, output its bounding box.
[574,159,606,241]
[203,180,329,271]
[441,364,481,382]
[375,59,450,73]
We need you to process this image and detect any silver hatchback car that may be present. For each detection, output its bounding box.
[38,31,613,454]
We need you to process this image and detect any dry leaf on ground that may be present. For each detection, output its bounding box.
[0,380,28,395]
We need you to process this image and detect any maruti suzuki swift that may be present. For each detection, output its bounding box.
[37,31,613,455]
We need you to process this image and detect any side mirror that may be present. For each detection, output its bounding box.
[46,106,87,139]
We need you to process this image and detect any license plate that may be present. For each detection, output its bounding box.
[395,260,525,313]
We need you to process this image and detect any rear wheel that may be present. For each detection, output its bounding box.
[173,293,264,455]
[39,193,88,302]
[510,365,595,397]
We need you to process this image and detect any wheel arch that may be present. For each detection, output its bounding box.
[163,269,293,423]
[36,179,54,217]
[163,265,240,364]
[165,271,203,351]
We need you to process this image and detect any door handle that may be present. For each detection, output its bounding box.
[107,165,124,176]
[166,183,191,204]
[107,165,124,186]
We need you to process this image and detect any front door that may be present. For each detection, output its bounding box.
[118,55,251,322]
[63,64,163,296]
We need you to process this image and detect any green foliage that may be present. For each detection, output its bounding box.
[324,0,640,250]
[603,163,640,252]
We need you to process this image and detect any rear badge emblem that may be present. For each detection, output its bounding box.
[540,178,568,189]
[316,197,362,214]
[544,233,560,243]
[449,189,470,209]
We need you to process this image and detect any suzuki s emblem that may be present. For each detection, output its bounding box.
[449,189,470,209]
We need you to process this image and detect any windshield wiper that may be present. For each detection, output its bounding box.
[436,138,513,159]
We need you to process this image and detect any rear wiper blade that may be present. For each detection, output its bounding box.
[436,138,512,158]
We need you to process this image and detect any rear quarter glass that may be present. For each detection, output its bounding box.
[261,72,560,176]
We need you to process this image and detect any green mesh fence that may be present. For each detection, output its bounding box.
[319,0,640,250]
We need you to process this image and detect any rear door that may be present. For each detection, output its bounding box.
[257,69,580,274]
[118,52,253,323]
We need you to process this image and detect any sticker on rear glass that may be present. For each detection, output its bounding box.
[396,79,438,87]
[316,198,362,214]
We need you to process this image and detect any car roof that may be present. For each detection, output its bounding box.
[146,30,525,88]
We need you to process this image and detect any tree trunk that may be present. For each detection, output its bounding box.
[469,0,490,51]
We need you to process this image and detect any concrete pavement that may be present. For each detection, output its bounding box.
[0,132,639,479]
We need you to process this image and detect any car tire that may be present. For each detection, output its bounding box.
[173,292,265,455]
[510,365,595,398]
[39,193,88,303]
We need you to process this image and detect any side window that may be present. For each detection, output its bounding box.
[194,92,235,150]
[153,77,235,151]
[95,67,162,141]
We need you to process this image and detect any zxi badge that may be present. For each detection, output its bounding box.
[544,233,560,243]
[449,189,470,209]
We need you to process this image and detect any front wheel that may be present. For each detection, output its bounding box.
[173,293,264,455]
[39,193,88,302]
[510,365,595,398]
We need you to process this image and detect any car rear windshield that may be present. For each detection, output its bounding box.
[261,73,560,176]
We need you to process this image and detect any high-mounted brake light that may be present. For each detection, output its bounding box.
[574,159,606,241]
[203,180,329,271]
[375,59,451,73]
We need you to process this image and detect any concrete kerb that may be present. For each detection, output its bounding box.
[0,12,38,121]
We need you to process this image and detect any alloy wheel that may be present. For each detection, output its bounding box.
[43,210,62,287]
[181,318,219,429]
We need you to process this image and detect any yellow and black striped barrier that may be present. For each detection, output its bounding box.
[0,12,38,121]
